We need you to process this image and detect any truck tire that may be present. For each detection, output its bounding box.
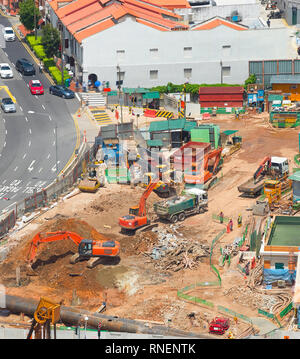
[170,214,178,223]
[178,212,186,221]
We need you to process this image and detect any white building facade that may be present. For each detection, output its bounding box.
[49,2,295,89]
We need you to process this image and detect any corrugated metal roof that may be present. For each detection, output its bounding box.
[149,119,186,132]
[199,86,244,94]
[147,139,163,147]
[123,87,149,93]
[183,121,197,131]
[270,75,300,84]
[222,130,238,136]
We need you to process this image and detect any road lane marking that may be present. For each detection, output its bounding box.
[19,106,22,112]
[23,153,26,159]
[29,128,32,134]
[38,167,43,173]
[47,153,50,159]
[49,115,52,121]
[25,117,28,122]
[5,129,7,135]
[53,141,55,146]
[2,119,5,123]
[42,105,45,110]
[3,141,6,147]
[51,161,60,172]
[28,140,31,146]
[14,166,18,171]
[28,160,35,172]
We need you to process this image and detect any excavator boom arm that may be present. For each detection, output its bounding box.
[253,156,271,181]
[138,181,158,217]
[27,231,84,263]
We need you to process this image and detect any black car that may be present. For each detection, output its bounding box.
[49,85,75,99]
[16,58,36,75]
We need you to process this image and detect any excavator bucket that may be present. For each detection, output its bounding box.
[26,263,38,276]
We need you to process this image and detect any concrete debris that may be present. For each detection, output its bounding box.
[143,226,210,272]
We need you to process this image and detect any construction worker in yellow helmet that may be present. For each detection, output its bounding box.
[237,213,242,228]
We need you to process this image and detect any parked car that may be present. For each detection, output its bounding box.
[29,79,44,95]
[0,63,13,79]
[1,98,16,113]
[16,58,36,76]
[2,27,15,41]
[49,85,75,99]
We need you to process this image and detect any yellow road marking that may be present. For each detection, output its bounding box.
[0,85,16,103]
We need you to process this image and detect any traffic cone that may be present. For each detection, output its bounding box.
[226,223,230,233]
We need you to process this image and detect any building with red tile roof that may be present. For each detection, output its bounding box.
[45,0,293,91]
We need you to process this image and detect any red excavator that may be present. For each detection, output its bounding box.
[119,180,158,233]
[27,231,120,269]
[184,147,223,185]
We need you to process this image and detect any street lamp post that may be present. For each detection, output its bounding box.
[116,65,123,124]
[34,7,37,40]
[220,60,223,84]
[58,22,64,86]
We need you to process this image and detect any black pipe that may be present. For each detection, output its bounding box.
[5,295,209,338]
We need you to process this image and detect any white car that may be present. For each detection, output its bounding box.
[0,63,13,78]
[2,27,15,42]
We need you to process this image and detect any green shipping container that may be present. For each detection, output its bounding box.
[190,125,220,149]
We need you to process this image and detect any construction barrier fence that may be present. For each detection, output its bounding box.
[200,107,245,115]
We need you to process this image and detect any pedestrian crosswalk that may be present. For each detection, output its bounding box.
[90,107,113,126]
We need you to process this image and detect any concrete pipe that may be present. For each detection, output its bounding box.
[5,295,209,338]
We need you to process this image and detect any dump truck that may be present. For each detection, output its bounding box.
[238,156,289,197]
[153,188,208,223]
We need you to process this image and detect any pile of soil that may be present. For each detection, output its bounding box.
[0,218,120,293]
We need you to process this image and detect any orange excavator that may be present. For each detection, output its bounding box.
[27,231,120,269]
[119,181,158,233]
[184,147,223,185]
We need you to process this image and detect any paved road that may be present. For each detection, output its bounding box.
[0,16,79,213]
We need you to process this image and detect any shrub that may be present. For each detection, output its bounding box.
[33,44,46,59]
[43,57,55,69]
[26,35,42,48]
[48,66,70,84]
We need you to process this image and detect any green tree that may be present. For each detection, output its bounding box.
[244,74,257,89]
[41,24,61,58]
[19,0,41,31]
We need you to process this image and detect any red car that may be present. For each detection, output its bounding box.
[29,79,44,95]
[209,317,230,335]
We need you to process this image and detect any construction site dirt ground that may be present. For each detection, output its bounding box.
[0,111,297,336]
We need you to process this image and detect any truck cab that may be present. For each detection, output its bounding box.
[271,157,289,178]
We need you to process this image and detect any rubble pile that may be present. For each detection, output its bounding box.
[141,226,210,272]
[223,285,278,311]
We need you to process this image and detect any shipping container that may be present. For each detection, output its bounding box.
[199,86,244,108]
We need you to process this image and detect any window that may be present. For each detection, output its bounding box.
[184,68,192,79]
[222,66,231,76]
[118,71,125,81]
[150,48,158,58]
[184,47,192,58]
[275,262,284,270]
[150,70,158,79]
[222,45,231,56]
[116,50,125,61]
